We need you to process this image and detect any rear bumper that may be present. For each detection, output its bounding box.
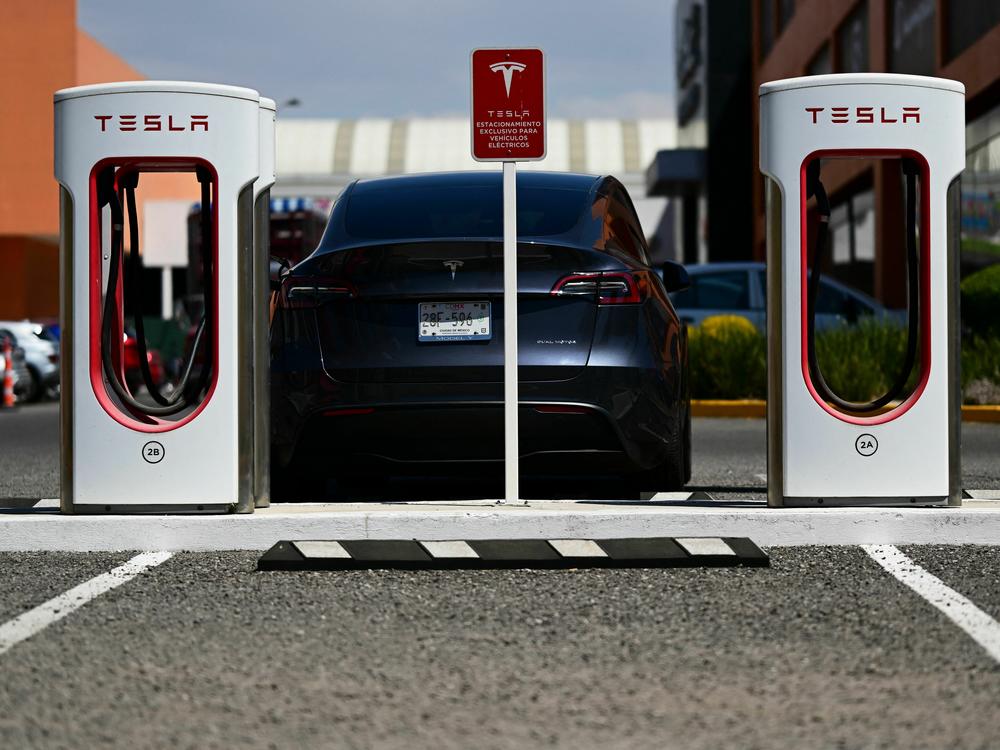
[273,365,684,475]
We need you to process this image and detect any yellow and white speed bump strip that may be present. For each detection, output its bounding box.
[257,537,769,570]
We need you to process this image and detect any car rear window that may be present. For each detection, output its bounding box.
[345,185,587,240]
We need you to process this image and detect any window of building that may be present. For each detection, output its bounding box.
[830,189,876,266]
[947,0,1000,60]
[962,111,1000,260]
[889,0,936,75]
[836,1,870,73]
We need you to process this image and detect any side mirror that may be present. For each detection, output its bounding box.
[269,257,290,291]
[661,260,691,293]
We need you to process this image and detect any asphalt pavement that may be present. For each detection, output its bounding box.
[0,547,998,748]
[3,404,1000,748]
[3,403,1000,501]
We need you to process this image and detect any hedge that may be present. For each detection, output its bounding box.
[687,314,1000,404]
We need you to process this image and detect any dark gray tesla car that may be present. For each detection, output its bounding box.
[270,171,691,495]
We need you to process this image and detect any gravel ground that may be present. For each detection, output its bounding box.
[0,552,128,623]
[1,547,999,749]
[904,544,1000,623]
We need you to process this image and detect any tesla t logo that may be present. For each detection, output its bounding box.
[94,114,209,132]
[443,260,464,280]
[489,61,527,97]
[805,106,920,124]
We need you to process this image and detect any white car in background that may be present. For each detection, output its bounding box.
[0,321,59,402]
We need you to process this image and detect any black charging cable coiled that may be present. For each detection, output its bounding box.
[805,159,921,414]
[98,166,214,418]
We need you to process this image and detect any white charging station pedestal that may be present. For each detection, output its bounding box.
[760,74,965,507]
[55,82,269,513]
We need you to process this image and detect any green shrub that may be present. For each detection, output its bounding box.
[961,264,1000,336]
[686,315,1000,404]
[813,319,914,403]
[688,315,766,399]
[962,335,1000,390]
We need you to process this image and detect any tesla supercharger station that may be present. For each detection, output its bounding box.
[760,73,964,507]
[253,97,277,509]
[55,82,271,513]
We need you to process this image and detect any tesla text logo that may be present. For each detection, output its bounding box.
[443,260,464,280]
[805,106,920,124]
[489,61,527,97]
[94,114,209,132]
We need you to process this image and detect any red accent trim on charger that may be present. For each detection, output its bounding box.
[88,157,220,433]
[799,149,932,426]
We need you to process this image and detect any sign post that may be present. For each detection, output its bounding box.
[471,47,545,505]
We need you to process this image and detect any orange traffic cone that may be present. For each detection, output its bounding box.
[2,338,15,408]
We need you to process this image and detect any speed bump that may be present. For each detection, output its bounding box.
[257,537,769,570]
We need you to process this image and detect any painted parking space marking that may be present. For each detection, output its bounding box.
[0,551,172,657]
[863,544,1000,664]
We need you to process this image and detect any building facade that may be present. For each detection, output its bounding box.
[752,0,1000,304]
[645,0,754,266]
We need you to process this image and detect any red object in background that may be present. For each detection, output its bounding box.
[123,335,164,391]
[471,48,545,161]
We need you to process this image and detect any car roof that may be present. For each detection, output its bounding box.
[349,170,603,194]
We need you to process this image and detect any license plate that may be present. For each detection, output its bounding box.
[418,301,491,342]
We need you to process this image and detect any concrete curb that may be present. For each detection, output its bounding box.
[691,399,1000,422]
[3,501,1000,551]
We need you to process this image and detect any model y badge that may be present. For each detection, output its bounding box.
[489,62,527,97]
[443,260,464,280]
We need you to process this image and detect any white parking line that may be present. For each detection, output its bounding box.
[863,544,1000,664]
[0,551,172,656]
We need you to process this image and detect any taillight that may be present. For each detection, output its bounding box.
[551,271,646,305]
[282,277,356,308]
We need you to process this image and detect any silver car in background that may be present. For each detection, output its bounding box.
[0,321,59,402]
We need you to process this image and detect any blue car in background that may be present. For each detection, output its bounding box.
[669,261,897,331]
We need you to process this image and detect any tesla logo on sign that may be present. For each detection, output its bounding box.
[471,48,545,161]
[489,61,527,97]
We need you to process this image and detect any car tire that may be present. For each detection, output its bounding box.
[23,366,41,403]
[633,402,689,492]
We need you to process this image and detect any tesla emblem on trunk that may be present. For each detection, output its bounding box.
[443,260,464,280]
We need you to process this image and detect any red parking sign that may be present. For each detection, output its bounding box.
[471,48,545,161]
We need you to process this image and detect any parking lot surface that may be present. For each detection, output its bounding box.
[2,405,1000,747]
[0,547,998,749]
